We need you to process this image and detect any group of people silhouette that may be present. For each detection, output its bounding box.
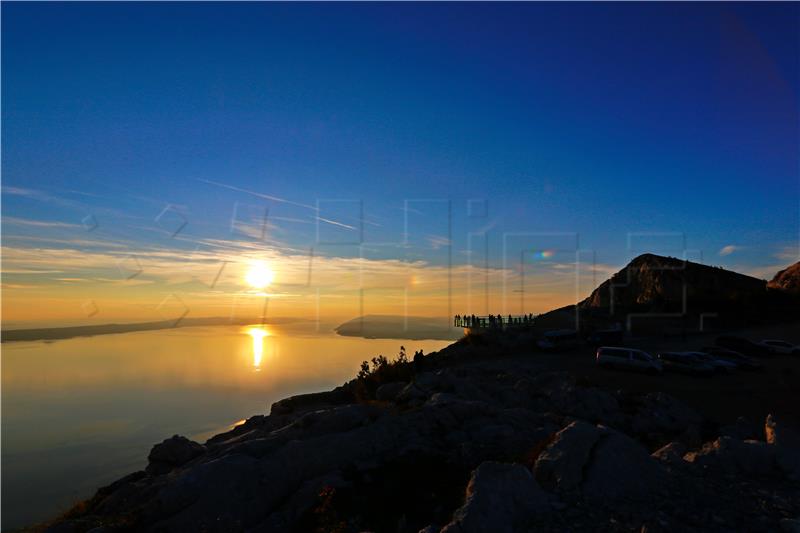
[453,313,535,329]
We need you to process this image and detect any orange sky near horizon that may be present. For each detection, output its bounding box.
[1,245,609,328]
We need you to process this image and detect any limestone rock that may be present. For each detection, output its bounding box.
[580,429,666,503]
[766,414,800,480]
[269,387,350,416]
[719,416,761,441]
[375,381,407,402]
[630,392,703,439]
[146,435,205,475]
[535,421,665,502]
[652,441,688,466]
[441,462,550,533]
[534,421,602,492]
[684,437,776,477]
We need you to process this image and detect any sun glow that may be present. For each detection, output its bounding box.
[245,262,274,290]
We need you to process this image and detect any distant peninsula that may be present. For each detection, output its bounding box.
[335,314,462,341]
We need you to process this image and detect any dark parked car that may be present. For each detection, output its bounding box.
[701,346,763,371]
[657,352,715,376]
[587,329,624,347]
[689,351,737,373]
[715,336,773,357]
[760,340,800,355]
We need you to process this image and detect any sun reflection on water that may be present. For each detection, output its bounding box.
[247,326,269,370]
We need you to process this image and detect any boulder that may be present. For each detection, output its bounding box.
[375,381,407,402]
[534,421,602,492]
[146,435,205,475]
[630,392,703,439]
[684,437,776,477]
[652,441,687,466]
[547,381,621,424]
[288,404,377,434]
[397,382,430,406]
[415,369,457,392]
[580,429,666,503]
[719,416,760,441]
[456,410,555,466]
[269,387,350,415]
[780,518,800,533]
[535,421,665,502]
[765,414,800,480]
[258,471,349,531]
[146,453,264,530]
[441,462,550,533]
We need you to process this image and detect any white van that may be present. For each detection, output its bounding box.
[596,346,662,374]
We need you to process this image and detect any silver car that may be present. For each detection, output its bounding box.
[596,346,662,374]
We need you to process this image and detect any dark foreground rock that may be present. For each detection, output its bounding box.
[439,462,551,533]
[146,435,205,475]
[44,365,800,533]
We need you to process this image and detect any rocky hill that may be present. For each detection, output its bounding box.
[531,254,800,332]
[768,261,800,294]
[41,358,800,533]
[578,253,767,313]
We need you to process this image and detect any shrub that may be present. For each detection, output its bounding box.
[353,346,425,400]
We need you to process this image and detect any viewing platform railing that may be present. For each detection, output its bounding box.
[454,315,537,329]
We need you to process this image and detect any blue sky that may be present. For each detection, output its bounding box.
[2,3,799,323]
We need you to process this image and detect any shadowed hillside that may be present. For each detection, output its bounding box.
[579,253,766,312]
[536,254,800,333]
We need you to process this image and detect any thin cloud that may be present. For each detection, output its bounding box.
[2,186,46,199]
[739,264,784,280]
[719,245,741,256]
[3,216,82,229]
[474,218,499,234]
[316,216,357,231]
[2,186,84,210]
[198,178,317,211]
[427,235,451,250]
[775,245,799,262]
[271,216,314,224]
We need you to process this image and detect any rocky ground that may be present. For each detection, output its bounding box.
[42,338,800,533]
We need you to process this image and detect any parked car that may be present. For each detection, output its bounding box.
[596,346,662,374]
[715,336,773,357]
[537,330,581,351]
[760,339,800,355]
[701,346,763,371]
[586,328,624,347]
[657,352,715,376]
[686,351,737,373]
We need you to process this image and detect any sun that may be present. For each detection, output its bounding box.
[245,262,274,290]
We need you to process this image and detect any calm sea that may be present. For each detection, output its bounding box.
[1,324,450,530]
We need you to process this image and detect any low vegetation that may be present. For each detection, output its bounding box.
[352,346,425,401]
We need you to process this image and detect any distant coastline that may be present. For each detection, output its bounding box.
[2,314,463,343]
[335,315,463,341]
[1,316,300,343]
